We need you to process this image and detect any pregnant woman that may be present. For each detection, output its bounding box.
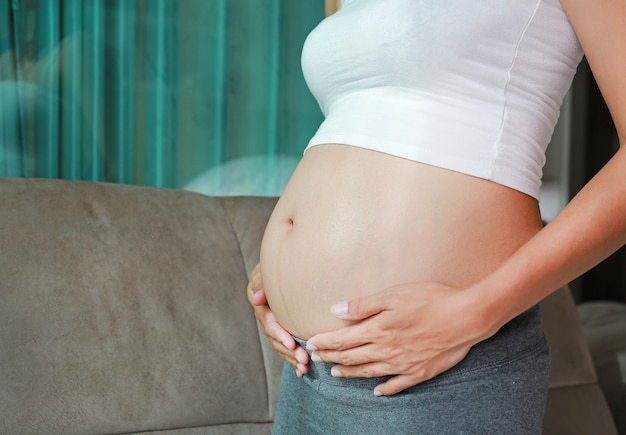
[249,0,626,433]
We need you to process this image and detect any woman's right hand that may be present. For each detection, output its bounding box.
[247,263,310,377]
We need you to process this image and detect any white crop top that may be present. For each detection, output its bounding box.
[302,0,584,199]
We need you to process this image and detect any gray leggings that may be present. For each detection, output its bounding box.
[273,305,550,435]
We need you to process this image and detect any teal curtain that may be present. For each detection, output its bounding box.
[0,0,324,194]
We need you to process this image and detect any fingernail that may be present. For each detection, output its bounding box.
[310,352,322,362]
[374,389,383,397]
[296,370,303,377]
[331,301,348,317]
[297,363,306,372]
[331,366,343,377]
[306,342,317,351]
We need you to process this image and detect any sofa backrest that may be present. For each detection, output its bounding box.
[0,178,281,434]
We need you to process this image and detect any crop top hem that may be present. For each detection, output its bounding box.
[305,134,541,200]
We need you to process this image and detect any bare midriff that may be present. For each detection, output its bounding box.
[260,144,543,340]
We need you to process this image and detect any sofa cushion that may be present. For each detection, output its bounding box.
[541,287,597,389]
[578,301,626,434]
[540,286,617,434]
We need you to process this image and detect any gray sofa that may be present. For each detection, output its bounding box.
[0,178,618,434]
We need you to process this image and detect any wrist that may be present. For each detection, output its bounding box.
[462,280,517,340]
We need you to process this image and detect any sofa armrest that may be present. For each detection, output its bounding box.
[541,287,617,434]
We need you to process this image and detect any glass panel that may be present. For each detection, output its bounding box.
[0,0,324,195]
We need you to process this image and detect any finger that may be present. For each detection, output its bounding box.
[257,307,297,350]
[251,288,268,306]
[263,332,301,366]
[246,281,264,305]
[247,263,262,289]
[329,361,394,380]
[246,263,308,375]
[267,336,309,376]
[294,345,310,365]
[248,262,261,281]
[310,343,380,367]
[330,291,388,321]
[296,362,309,377]
[373,374,423,397]
[256,320,310,373]
[372,347,471,396]
[247,267,264,296]
[249,271,263,292]
[307,320,374,351]
[251,302,295,348]
[272,334,309,365]
[271,340,299,367]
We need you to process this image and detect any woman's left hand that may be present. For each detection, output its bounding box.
[305,282,496,396]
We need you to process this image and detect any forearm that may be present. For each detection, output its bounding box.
[468,0,626,332]
[471,145,626,332]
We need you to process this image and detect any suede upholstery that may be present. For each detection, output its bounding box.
[578,301,626,434]
[0,178,617,434]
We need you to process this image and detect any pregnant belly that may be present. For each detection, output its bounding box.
[260,144,542,339]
